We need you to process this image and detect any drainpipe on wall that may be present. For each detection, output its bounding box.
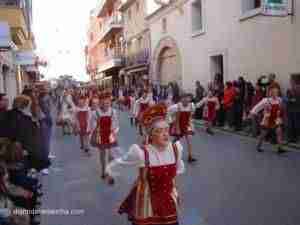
[290,0,295,24]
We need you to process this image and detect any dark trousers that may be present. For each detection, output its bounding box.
[9,171,38,192]
[234,102,243,130]
[194,107,203,120]
[133,223,179,225]
[287,111,300,142]
[217,104,225,126]
[225,106,235,127]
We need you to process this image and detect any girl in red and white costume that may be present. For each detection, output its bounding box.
[91,92,120,179]
[106,103,184,225]
[134,89,154,136]
[168,94,196,163]
[250,86,286,154]
[196,90,220,135]
[74,96,92,154]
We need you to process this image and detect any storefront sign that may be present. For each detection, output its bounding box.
[15,51,37,65]
[262,0,288,16]
[22,65,39,73]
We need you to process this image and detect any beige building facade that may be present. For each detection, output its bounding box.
[119,0,152,86]
[86,0,124,88]
[147,0,300,92]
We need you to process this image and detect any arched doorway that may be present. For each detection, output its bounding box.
[151,37,182,87]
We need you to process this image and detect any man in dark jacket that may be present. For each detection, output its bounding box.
[0,93,9,138]
[287,75,300,143]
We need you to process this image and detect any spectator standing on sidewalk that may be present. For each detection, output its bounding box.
[213,73,225,127]
[172,81,181,104]
[0,93,9,138]
[250,82,264,137]
[223,81,236,129]
[233,80,243,131]
[268,73,281,96]
[38,87,54,175]
[244,81,255,116]
[194,81,205,120]
[7,95,44,170]
[286,75,300,143]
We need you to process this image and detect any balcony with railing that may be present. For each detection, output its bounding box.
[94,0,114,18]
[97,47,124,73]
[126,49,150,67]
[98,15,123,43]
[0,0,28,46]
[0,0,25,7]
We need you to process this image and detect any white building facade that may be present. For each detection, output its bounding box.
[0,22,19,106]
[147,0,300,92]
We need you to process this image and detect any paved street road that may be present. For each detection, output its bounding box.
[41,110,300,225]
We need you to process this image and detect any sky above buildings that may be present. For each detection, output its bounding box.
[33,0,160,82]
[33,0,98,81]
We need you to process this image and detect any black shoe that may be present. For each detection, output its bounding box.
[31,222,41,225]
[188,157,197,163]
[36,192,43,198]
[256,146,264,152]
[206,128,214,135]
[257,148,264,153]
[277,148,286,154]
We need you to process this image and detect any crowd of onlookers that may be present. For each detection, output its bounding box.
[193,73,300,144]
[115,73,300,144]
[0,85,54,225]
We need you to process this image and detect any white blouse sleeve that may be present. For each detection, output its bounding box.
[175,141,185,175]
[191,103,196,112]
[90,110,98,131]
[106,144,144,178]
[87,109,92,132]
[134,100,140,118]
[195,98,206,108]
[250,98,268,115]
[168,104,179,114]
[112,109,119,133]
[215,97,220,110]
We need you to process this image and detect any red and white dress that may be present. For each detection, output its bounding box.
[91,108,119,150]
[75,106,92,136]
[106,142,184,225]
[196,96,220,123]
[250,97,283,129]
[168,103,195,137]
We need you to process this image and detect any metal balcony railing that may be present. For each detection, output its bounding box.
[0,0,25,8]
[95,0,106,17]
[99,15,123,40]
[103,47,123,60]
[126,50,150,66]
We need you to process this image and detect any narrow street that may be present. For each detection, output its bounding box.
[41,110,300,225]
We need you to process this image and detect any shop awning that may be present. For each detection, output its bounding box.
[127,65,148,74]
[0,22,14,50]
[15,50,37,65]
[22,65,39,73]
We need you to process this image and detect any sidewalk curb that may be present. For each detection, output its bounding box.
[193,120,300,152]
